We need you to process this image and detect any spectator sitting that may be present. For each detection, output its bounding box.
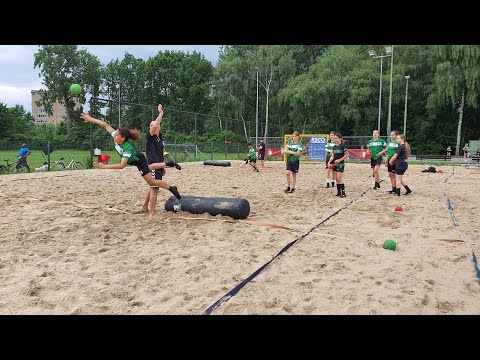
[35,162,49,172]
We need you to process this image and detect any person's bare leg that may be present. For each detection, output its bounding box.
[149,187,159,218]
[143,173,181,199]
[291,172,297,191]
[285,171,291,191]
[389,172,395,188]
[149,160,181,171]
[141,189,151,213]
[374,165,380,183]
[148,162,166,171]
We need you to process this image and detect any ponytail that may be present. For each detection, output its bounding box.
[405,141,411,158]
[118,127,141,141]
[398,134,411,157]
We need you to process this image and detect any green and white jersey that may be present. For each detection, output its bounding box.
[286,140,303,162]
[110,130,139,163]
[366,138,387,159]
[387,141,399,158]
[248,145,257,160]
[325,141,335,159]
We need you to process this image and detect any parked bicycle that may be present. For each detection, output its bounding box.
[0,157,30,174]
[51,154,83,171]
[0,159,13,174]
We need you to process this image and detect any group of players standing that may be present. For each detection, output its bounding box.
[283,129,412,198]
[323,129,412,197]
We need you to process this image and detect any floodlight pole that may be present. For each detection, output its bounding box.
[404,75,410,137]
[255,68,259,148]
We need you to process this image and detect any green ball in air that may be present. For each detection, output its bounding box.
[70,83,82,95]
[383,239,397,251]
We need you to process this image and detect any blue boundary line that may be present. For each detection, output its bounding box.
[443,167,480,280]
[203,182,378,315]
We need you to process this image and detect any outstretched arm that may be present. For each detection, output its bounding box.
[81,113,115,134]
[95,157,128,170]
[149,104,163,136]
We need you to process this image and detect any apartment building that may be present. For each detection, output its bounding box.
[31,90,68,125]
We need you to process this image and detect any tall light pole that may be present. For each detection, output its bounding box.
[118,80,121,128]
[404,75,410,137]
[386,45,394,140]
[369,48,392,136]
[255,67,259,148]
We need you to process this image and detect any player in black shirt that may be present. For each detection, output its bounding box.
[141,104,182,217]
[388,134,412,196]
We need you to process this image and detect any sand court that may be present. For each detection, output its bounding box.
[0,161,479,314]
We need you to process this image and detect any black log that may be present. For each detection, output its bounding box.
[203,161,231,167]
[165,196,250,220]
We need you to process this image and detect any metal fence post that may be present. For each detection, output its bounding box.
[47,141,51,170]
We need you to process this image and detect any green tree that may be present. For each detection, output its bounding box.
[0,103,35,140]
[33,45,103,134]
[429,45,480,155]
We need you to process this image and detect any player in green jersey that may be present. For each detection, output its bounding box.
[81,112,181,199]
[283,131,304,193]
[325,131,336,188]
[244,143,259,172]
[328,132,349,198]
[366,130,387,190]
[385,130,399,194]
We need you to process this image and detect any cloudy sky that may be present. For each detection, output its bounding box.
[0,45,221,112]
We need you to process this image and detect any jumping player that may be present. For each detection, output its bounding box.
[80,112,181,199]
[142,104,182,217]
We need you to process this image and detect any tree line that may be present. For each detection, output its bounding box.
[1,45,479,155]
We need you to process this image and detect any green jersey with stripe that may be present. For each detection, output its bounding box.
[367,138,387,159]
[286,140,303,161]
[110,130,139,163]
[325,141,335,159]
[248,145,257,159]
[387,141,399,158]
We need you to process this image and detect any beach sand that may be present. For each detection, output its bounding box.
[0,161,479,314]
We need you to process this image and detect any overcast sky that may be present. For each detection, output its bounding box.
[0,45,220,112]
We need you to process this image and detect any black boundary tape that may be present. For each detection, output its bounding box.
[443,167,480,280]
[203,180,382,315]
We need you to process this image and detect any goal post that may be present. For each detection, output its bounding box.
[283,133,330,162]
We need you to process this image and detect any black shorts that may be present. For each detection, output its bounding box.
[334,163,345,173]
[387,163,396,173]
[258,153,265,160]
[286,160,300,173]
[149,168,164,188]
[371,158,382,167]
[395,167,407,175]
[131,151,150,177]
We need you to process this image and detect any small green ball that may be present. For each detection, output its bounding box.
[70,83,82,95]
[383,239,397,251]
